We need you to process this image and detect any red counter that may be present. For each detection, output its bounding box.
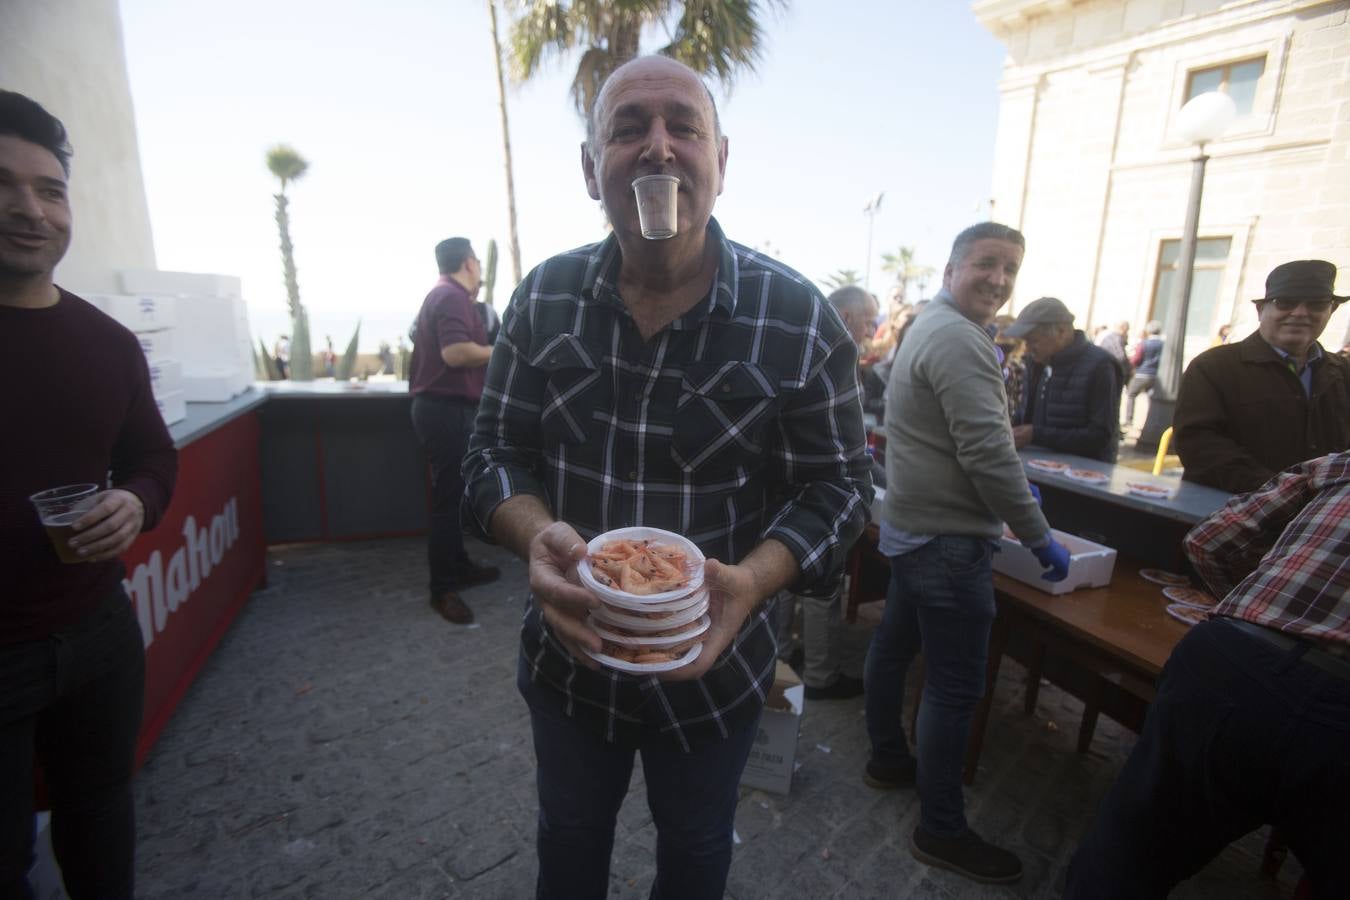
[119,410,266,765]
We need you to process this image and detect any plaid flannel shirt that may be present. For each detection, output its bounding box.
[463,219,873,751]
[1184,450,1350,648]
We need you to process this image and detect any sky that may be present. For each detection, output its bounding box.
[118,0,1008,352]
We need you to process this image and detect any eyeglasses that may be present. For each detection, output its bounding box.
[1264,297,1335,313]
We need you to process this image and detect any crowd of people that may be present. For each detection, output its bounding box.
[5,54,1349,900]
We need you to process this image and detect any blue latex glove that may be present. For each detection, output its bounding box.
[1031,539,1071,582]
[1028,483,1042,506]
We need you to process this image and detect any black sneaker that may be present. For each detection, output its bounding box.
[862,756,916,790]
[804,675,865,700]
[910,827,1022,884]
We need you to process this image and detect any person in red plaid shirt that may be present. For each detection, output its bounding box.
[1065,451,1350,898]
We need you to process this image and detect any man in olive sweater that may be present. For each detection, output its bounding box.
[1,92,177,900]
[864,222,1069,886]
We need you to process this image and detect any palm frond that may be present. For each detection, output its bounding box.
[265,144,309,191]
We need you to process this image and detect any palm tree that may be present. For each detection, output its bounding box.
[488,1,523,286]
[880,245,934,306]
[266,144,313,379]
[505,0,784,119]
[820,268,862,292]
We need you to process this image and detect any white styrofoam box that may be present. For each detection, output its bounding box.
[175,294,252,374]
[182,369,246,402]
[148,359,182,398]
[154,389,187,426]
[993,528,1117,595]
[88,293,177,332]
[119,268,241,298]
[136,329,176,362]
[740,661,803,795]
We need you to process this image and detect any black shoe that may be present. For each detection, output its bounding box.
[803,674,865,700]
[862,756,916,790]
[909,827,1022,884]
[457,561,500,590]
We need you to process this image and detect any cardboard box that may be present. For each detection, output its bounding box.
[87,293,177,332]
[155,389,187,426]
[740,661,804,795]
[118,268,241,298]
[182,368,247,402]
[136,329,176,363]
[148,359,182,398]
[176,294,253,377]
[993,528,1117,595]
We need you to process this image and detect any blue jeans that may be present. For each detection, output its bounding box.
[863,536,995,837]
[1065,617,1350,899]
[518,661,760,900]
[1,587,146,900]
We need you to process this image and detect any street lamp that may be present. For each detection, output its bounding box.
[1137,91,1236,450]
[863,192,884,291]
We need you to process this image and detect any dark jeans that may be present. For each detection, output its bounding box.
[410,394,478,595]
[518,661,759,899]
[1065,617,1350,899]
[863,536,995,837]
[1,587,146,900]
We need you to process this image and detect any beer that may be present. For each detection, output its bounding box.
[29,483,99,564]
[42,513,84,563]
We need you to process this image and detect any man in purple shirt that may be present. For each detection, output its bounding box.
[409,237,499,623]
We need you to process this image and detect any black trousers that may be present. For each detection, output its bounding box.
[1065,617,1350,898]
[410,393,479,595]
[1,587,146,900]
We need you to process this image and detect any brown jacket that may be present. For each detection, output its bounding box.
[1174,330,1350,493]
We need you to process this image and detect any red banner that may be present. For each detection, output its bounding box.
[119,411,265,764]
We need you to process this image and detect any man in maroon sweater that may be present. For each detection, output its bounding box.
[0,91,177,900]
[408,237,499,624]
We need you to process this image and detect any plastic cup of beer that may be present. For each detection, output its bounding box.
[632,174,679,240]
[29,484,99,563]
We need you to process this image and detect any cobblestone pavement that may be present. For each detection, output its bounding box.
[134,538,1296,899]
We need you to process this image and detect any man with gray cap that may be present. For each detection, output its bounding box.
[1175,259,1350,493]
[1004,297,1121,462]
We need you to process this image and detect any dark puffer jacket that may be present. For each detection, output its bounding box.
[1022,331,1122,462]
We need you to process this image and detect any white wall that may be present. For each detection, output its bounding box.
[0,0,157,294]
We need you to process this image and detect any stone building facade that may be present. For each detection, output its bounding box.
[975,0,1350,363]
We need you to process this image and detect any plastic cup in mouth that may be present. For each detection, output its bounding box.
[632,174,679,240]
[29,483,99,564]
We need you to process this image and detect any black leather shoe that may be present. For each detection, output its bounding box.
[910,827,1022,884]
[457,561,500,590]
[804,675,865,700]
[862,756,916,790]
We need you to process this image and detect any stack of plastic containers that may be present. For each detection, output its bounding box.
[576,527,709,674]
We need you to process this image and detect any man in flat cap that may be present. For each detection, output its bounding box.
[1004,296,1121,462]
[1175,260,1350,493]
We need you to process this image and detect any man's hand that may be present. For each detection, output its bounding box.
[1031,538,1071,582]
[1012,424,1034,449]
[529,521,603,669]
[70,489,145,562]
[658,557,761,682]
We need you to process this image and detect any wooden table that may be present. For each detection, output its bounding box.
[964,564,1190,781]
